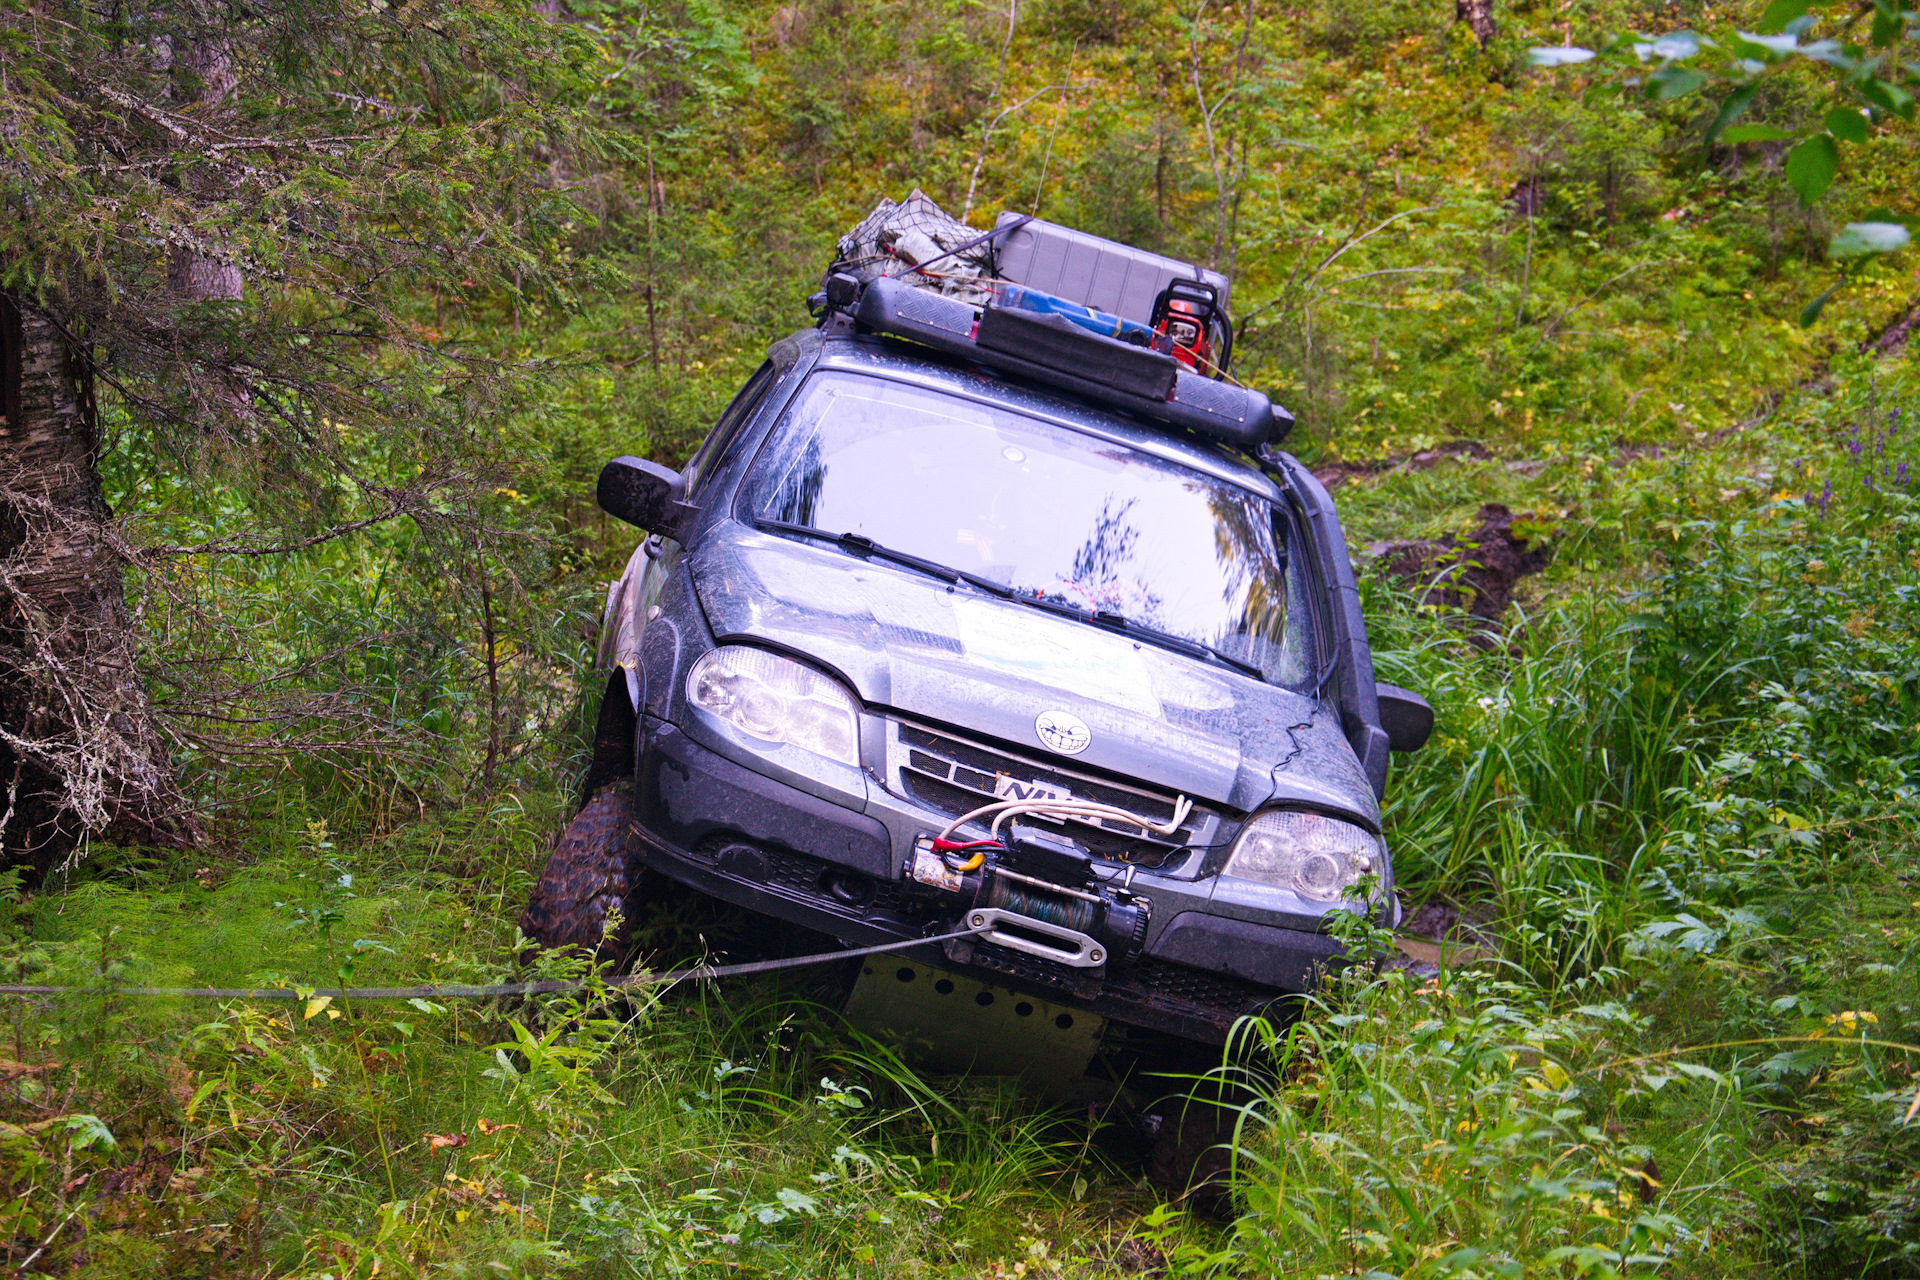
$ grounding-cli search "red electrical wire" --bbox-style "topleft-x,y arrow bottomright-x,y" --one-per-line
930,838 -> 1004,854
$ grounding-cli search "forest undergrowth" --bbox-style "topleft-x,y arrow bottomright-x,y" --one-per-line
4,357 -> 1914,1278
3,0 -> 1920,1275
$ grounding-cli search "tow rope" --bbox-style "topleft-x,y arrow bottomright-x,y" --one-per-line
0,926 -> 988,1002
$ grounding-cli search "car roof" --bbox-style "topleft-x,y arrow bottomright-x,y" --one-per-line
810,333 -> 1285,503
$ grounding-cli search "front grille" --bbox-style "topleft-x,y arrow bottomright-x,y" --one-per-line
764,847 -> 820,896
695,838 -> 905,914
892,721 -> 1214,866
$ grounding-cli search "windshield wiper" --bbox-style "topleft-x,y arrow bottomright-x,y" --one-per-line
1009,594 -> 1266,680
754,518 -> 1263,679
753,518 -> 1014,598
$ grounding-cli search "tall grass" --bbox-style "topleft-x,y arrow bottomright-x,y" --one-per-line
1365,582 -> 1724,984
1192,361 -> 1920,1278
1,806 -> 1173,1278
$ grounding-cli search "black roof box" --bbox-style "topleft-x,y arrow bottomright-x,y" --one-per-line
848,274 -> 1291,449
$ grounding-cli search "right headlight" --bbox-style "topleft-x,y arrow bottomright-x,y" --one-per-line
685,645 -> 860,766
1221,809 -> 1384,903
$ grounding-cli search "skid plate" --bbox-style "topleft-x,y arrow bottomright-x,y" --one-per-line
842,958 -> 1106,1098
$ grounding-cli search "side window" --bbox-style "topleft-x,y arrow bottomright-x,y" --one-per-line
681,362 -> 775,497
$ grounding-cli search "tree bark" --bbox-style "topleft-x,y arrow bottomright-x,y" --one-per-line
1456,0 -> 1495,47
168,35 -> 244,302
167,249 -> 243,301
0,296 -> 183,877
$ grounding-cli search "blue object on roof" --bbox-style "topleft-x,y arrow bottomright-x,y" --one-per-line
995,284 -> 1157,348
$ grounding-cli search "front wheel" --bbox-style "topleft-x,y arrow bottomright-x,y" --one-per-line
518,784 -> 640,964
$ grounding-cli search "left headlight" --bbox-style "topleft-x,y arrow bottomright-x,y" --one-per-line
1221,809 -> 1385,903
686,646 -> 860,766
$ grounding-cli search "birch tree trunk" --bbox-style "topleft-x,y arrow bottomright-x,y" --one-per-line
0,296 -> 182,877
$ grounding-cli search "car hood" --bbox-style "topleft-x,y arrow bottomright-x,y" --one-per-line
689,523 -> 1378,817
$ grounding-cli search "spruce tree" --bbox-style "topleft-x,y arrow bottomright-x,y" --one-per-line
0,0 -> 602,873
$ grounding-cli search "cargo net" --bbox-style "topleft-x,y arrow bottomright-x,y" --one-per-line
827,189 -> 997,304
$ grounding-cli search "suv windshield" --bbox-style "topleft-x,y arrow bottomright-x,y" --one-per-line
740,371 -> 1316,688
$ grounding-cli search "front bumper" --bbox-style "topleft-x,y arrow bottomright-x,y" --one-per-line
635,720 -> 1348,1044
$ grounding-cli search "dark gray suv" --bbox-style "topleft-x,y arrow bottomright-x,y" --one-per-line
522,236 -> 1430,1058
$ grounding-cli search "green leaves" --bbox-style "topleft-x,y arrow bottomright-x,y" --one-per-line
1869,0 -> 1908,48
1827,221 -> 1912,259
1784,133 -> 1839,205
1533,3 -> 1917,221
1705,82 -> 1761,141
1645,66 -> 1707,101
1824,106 -> 1870,143
1804,221 -> 1911,326
1528,47 -> 1595,67
1799,283 -> 1841,327
59,1114 -> 117,1152
1758,0 -> 1814,33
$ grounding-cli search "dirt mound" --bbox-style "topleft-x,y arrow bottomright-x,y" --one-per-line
1366,502 -> 1553,625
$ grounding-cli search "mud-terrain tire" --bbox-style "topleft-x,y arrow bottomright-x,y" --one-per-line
518,785 -> 640,965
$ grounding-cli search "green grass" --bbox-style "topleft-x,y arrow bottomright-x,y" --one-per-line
4,809 -> 1188,1278
7,356 -> 1917,1276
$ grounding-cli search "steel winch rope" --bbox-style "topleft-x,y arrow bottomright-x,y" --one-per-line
0,926 -> 990,1003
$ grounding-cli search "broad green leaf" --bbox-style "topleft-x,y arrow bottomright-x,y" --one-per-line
1650,32 -> 1703,59
1784,134 -> 1839,205
1706,83 -> 1760,141
1528,46 -> 1595,66
1798,38 -> 1853,69
1760,1047 -> 1830,1076
1736,29 -> 1800,55
1828,222 -> 1911,258
1799,282 -> 1840,326
1860,76 -> 1916,121
1672,1061 -> 1725,1083
184,1078 -> 225,1122
1825,106 -> 1870,143
1646,67 -> 1707,101
775,1187 -> 819,1215
1870,0 -> 1904,47
60,1114 -> 117,1152
1721,123 -> 1800,142
1862,207 -> 1920,232
1757,0 -> 1813,33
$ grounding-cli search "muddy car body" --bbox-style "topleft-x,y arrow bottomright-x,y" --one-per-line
532,242 -> 1430,1052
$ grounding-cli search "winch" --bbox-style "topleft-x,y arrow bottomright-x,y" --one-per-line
904,799 -> 1185,969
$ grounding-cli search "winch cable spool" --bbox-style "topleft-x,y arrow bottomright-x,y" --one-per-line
986,877 -> 1099,934
932,794 -> 1194,871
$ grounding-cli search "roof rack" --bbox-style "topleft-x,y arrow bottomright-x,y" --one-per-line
819,272 -> 1293,451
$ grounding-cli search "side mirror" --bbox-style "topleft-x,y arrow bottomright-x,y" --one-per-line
597,456 -> 694,539
1376,683 -> 1434,754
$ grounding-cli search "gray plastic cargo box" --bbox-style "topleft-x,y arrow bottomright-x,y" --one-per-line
993,213 -> 1229,326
